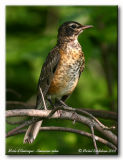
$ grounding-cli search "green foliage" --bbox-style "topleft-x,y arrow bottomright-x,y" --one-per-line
6,6 -> 118,155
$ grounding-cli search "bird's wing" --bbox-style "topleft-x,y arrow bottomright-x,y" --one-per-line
36,46 -> 60,108
79,64 -> 85,78
79,52 -> 85,78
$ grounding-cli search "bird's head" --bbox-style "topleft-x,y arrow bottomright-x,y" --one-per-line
57,21 -> 93,43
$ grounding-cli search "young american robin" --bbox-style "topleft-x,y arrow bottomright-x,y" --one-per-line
24,21 -> 93,143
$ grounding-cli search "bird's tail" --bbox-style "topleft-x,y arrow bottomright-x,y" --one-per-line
23,87 -> 49,144
23,120 -> 42,144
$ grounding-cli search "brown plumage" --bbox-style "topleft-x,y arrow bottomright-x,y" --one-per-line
24,21 -> 93,143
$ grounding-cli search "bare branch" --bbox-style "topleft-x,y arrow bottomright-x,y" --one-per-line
90,124 -> 99,155
82,108 -> 117,120
39,86 -> 47,110
6,118 -> 27,125
6,101 -> 34,110
6,109 -> 56,118
56,100 -> 116,130
6,101 -> 117,120
6,126 -> 117,151
6,89 -> 21,98
6,109 -> 117,146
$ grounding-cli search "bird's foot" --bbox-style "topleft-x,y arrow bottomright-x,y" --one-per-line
56,110 -> 63,117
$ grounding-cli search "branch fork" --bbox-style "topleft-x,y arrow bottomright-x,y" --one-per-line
6,100 -> 118,154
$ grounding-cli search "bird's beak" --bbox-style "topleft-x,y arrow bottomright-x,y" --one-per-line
81,25 -> 93,30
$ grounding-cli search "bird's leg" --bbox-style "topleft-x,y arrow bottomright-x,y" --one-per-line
47,98 -> 55,108
55,96 -> 72,116
47,98 -> 62,117
56,98 -> 77,124
56,98 -> 70,109
53,98 -> 64,117
47,97 -> 69,117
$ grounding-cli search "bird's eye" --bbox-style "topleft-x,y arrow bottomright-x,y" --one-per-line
70,24 -> 76,29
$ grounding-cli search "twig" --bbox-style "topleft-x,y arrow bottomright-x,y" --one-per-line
90,124 -> 99,155
6,89 -> 21,98
39,86 -> 47,110
58,99 -> 116,130
6,126 -> 117,151
6,118 -> 27,125
6,122 -> 29,137
7,101 -> 34,110
6,117 -> 40,137
81,108 -> 117,120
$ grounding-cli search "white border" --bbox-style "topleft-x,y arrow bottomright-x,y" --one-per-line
0,0 -> 122,160
0,1 -> 6,160
0,0 -> 120,5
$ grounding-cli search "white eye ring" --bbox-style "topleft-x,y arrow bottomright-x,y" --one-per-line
70,24 -> 76,29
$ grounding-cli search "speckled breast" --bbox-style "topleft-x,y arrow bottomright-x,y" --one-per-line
48,42 -> 85,98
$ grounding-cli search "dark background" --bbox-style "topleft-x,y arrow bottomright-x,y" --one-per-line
6,6 -> 118,155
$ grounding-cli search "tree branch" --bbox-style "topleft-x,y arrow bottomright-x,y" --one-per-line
6,101 -> 117,120
80,108 -> 117,120
6,108 -> 117,146
57,99 -> 116,130
6,126 -> 117,150
90,124 -> 99,155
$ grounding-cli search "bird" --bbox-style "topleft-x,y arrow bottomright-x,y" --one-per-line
23,21 -> 93,143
